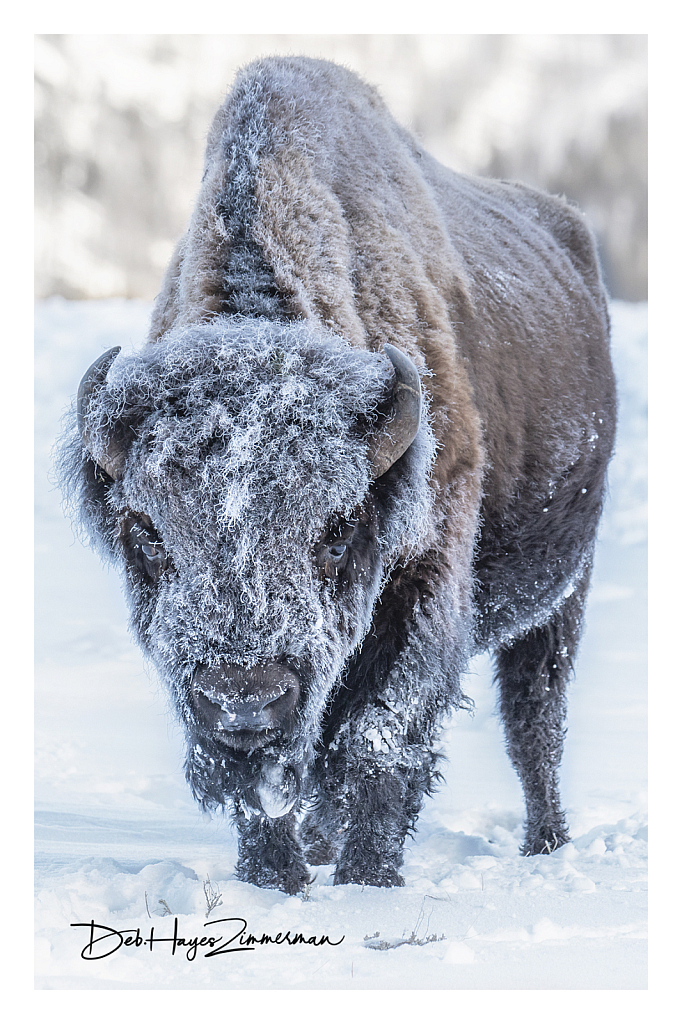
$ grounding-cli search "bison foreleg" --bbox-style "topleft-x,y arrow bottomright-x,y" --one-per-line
311,737 -> 436,888
495,566 -> 591,856
233,809 -> 311,895
329,748 -> 438,887
319,578 -> 469,886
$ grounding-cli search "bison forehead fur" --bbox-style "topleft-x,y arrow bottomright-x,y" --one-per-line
58,55 -> 616,895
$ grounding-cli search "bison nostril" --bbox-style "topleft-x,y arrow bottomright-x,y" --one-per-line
262,688 -> 291,712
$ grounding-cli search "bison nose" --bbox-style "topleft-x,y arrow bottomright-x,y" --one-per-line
191,662 -> 301,737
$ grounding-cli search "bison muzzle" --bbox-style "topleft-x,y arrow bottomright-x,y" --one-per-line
191,662 -> 302,740
58,56 -> 617,895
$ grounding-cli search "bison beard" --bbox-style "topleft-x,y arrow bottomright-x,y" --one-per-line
58,56 -> 616,894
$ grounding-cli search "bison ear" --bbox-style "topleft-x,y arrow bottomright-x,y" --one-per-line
77,346 -> 126,481
367,343 -> 422,480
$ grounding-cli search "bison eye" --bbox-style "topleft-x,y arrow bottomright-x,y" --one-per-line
315,521 -> 355,580
124,516 -> 169,583
139,542 -> 168,581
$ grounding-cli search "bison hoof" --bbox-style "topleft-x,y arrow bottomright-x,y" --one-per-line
333,862 -> 404,888
235,859 -> 311,895
522,826 -> 570,856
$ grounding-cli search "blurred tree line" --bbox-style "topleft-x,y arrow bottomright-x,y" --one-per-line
35,34 -> 647,302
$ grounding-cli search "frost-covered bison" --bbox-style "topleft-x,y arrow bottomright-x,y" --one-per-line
59,56 -> 616,894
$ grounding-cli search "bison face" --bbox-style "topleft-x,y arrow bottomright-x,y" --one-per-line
59,317 -> 436,819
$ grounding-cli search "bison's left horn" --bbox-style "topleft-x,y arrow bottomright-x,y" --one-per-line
367,343 -> 422,479
77,346 -> 126,481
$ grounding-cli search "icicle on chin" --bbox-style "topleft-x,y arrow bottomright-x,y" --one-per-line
257,761 -> 298,818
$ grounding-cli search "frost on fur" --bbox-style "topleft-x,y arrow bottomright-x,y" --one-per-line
57,55 -> 616,895
58,317 -> 441,854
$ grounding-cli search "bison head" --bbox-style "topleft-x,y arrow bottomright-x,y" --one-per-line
59,317 -> 436,818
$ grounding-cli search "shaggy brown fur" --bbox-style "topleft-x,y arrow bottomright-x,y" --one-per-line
150,56 -> 611,588
65,56 -> 616,892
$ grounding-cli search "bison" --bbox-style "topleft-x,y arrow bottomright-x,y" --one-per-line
58,56 -> 616,894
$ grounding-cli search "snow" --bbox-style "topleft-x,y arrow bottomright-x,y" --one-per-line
35,298 -> 647,992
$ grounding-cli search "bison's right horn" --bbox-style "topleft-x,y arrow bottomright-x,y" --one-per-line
367,343 -> 422,479
77,346 -> 126,481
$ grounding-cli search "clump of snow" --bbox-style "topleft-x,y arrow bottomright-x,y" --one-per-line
35,298 -> 646,989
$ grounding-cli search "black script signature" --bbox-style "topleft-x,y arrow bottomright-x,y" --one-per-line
71,917 -> 345,961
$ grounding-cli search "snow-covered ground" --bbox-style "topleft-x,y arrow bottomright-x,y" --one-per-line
35,298 -> 647,990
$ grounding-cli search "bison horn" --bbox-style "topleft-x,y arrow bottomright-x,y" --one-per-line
367,343 -> 422,479
77,346 -> 126,481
